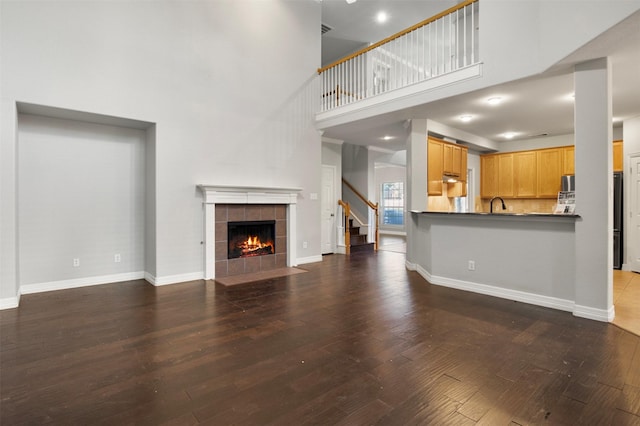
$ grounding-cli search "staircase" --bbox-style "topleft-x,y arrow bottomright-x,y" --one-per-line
348,219 -> 375,253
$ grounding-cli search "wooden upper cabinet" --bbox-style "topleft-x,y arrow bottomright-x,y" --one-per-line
562,146 -> 575,175
497,154 -> 514,197
428,137 -> 469,196
427,138 -> 443,195
481,155 -> 499,198
460,147 -> 467,181
443,143 -> 464,177
613,140 -> 623,172
514,151 -> 537,198
537,148 -> 562,197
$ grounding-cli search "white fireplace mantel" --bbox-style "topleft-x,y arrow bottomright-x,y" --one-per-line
197,185 -> 302,280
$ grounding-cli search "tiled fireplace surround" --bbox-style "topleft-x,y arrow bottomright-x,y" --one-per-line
198,185 -> 300,280
215,204 -> 286,277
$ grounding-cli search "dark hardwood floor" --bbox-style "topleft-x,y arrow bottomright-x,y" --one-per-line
2,251 -> 639,425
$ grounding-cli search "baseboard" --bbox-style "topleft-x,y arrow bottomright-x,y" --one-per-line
405,260 -> 417,271
150,272 -> 204,286
414,265 -> 576,314
296,255 -> 323,265
574,304 -> 615,322
20,271 -> 146,295
0,292 -> 21,310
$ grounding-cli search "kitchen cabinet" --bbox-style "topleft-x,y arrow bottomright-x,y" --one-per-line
537,148 -> 562,197
514,151 -> 537,197
497,154 -> 514,197
428,137 -> 468,196
561,142 -> 622,175
562,146 -> 575,175
444,144 -> 463,176
427,138 -> 444,195
481,146 -> 573,199
480,155 -> 498,198
614,140 -> 623,172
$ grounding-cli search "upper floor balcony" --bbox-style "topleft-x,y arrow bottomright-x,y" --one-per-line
318,0 -> 480,114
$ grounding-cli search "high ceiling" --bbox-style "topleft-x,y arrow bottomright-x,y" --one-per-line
320,1 -> 640,152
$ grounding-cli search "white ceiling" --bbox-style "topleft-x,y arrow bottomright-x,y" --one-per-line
320,1 -> 640,152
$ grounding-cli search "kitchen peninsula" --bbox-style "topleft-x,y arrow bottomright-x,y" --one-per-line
407,210 -> 583,318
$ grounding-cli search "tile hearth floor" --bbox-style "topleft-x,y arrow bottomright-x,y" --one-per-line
214,267 -> 307,286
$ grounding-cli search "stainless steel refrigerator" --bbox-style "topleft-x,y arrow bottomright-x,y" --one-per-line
614,172 -> 623,269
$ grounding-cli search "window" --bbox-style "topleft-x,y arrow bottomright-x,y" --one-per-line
381,182 -> 404,225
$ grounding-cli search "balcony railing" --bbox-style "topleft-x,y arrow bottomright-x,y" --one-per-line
318,0 -> 479,112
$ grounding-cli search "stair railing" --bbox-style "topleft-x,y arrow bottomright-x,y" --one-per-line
337,200 -> 351,255
318,0 -> 479,112
341,178 -> 379,251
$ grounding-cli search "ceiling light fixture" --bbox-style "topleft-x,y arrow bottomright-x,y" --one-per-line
376,11 -> 388,23
382,135 -> 394,141
487,96 -> 502,105
502,132 -> 517,139
459,115 -> 473,122
346,0 -> 357,3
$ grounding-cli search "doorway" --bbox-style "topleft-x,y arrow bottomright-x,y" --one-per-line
629,154 -> 640,272
321,165 -> 337,254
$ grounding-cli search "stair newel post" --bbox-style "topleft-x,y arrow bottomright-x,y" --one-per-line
374,203 -> 379,251
338,200 -> 351,255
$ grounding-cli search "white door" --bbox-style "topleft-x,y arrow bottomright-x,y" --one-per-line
321,165 -> 337,254
630,155 -> 640,272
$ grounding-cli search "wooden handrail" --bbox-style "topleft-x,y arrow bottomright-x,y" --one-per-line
342,178 -> 376,210
318,0 -> 477,74
338,200 -> 351,255
342,178 -> 379,251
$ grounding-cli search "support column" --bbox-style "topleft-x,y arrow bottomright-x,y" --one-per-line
406,119 -> 428,268
0,100 -> 20,309
574,57 -> 614,321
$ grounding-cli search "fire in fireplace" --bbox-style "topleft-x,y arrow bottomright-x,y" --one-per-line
228,220 -> 275,259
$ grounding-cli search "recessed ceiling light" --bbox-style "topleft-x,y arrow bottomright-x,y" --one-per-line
345,0 -> 357,3
382,135 -> 394,141
459,115 -> 473,122
487,97 -> 502,105
502,132 -> 517,139
376,11 -> 388,24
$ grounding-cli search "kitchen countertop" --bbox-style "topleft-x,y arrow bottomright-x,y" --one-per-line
410,211 -> 580,219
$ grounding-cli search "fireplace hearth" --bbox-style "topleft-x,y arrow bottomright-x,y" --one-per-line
228,220 -> 275,259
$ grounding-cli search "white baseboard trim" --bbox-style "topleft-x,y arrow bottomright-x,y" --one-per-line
297,255 -> 323,265
414,265 -> 576,315
0,292 -> 21,310
574,304 -> 615,322
149,272 -> 204,286
20,271 -> 146,295
405,261 -> 417,271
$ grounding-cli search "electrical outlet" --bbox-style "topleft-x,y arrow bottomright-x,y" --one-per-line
303,241 -> 308,249
468,260 -> 475,271
73,258 -> 80,267
114,253 -> 121,263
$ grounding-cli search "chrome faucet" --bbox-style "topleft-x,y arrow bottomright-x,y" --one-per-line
490,196 -> 507,213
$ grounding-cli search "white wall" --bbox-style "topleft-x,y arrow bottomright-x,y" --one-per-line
1,0 -> 321,304
18,114 -> 146,286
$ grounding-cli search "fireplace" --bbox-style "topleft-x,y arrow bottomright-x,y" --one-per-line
228,220 -> 275,259
198,185 -> 300,280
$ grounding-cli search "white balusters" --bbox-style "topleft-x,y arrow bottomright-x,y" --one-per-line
318,0 -> 480,112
